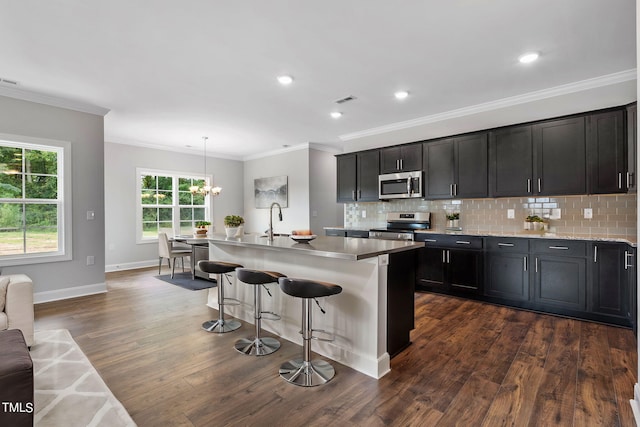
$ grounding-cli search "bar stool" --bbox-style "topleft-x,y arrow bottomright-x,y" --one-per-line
199,260 -> 243,333
234,268 -> 285,356
277,277 -> 343,387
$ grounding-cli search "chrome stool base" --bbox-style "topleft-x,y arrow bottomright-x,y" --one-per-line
279,358 -> 335,387
202,318 -> 241,333
234,336 -> 280,356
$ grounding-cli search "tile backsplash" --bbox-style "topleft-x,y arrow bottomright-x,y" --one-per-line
344,194 -> 637,240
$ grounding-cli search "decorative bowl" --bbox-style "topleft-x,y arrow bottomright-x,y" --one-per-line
290,234 -> 317,243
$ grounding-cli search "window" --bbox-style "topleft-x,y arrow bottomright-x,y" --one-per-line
0,135 -> 71,266
137,169 -> 210,242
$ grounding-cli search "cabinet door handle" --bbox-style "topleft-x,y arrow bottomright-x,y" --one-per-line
535,257 -> 538,273
527,178 -> 531,193
593,245 -> 598,263
446,250 -> 450,264
400,159 -> 403,170
423,239 -> 437,243
498,243 -> 515,247
523,256 -> 527,272
625,251 -> 634,270
538,178 -> 542,193
627,172 -> 631,189
352,190 -> 356,201
454,183 -> 458,196
357,190 -> 361,199
456,241 -> 471,245
618,172 -> 623,190
442,250 -> 446,263
450,184 -> 454,197
548,246 -> 569,250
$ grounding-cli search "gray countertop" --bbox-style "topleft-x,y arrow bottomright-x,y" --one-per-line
207,234 -> 423,261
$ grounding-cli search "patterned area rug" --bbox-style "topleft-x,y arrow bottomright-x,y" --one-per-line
31,329 -> 136,427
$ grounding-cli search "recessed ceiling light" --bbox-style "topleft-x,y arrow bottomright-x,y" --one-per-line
518,52 -> 539,64
277,75 -> 294,85
330,112 -> 343,119
394,91 -> 409,100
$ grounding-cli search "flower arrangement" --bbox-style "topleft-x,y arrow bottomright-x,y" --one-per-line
446,212 -> 460,221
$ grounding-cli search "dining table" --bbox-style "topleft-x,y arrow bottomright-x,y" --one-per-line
171,236 -> 211,280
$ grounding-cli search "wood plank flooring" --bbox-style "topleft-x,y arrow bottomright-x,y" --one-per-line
34,268 -> 637,426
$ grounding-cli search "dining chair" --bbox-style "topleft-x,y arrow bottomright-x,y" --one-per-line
158,232 -> 191,278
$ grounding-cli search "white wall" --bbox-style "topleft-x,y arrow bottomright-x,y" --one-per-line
0,95 -> 106,299
309,147 -> 343,232
242,145 -> 342,235
243,148 -> 310,234
104,142 -> 243,270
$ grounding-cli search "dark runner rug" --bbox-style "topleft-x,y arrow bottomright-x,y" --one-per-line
155,272 -> 217,291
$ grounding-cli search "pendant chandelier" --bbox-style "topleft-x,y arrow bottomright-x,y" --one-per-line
189,136 -> 222,196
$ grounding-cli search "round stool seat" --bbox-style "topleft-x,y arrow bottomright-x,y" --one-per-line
237,268 -> 286,285
278,277 -> 342,299
198,260 -> 243,275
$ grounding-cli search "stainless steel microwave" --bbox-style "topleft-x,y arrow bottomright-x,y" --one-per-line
378,171 -> 423,199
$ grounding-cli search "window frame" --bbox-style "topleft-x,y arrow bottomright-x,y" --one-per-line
0,133 -> 72,267
136,167 -> 212,244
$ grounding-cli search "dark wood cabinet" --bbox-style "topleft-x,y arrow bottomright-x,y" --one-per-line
626,247 -> 636,334
489,125 -> 533,197
423,133 -> 488,199
485,238 -> 530,301
589,243 -> 628,320
532,240 -> 586,311
325,229 -> 346,237
379,144 -> 422,174
387,251 -> 416,356
627,103 -> 637,193
336,150 -> 379,202
533,116 -> 586,195
415,234 -> 483,295
587,110 -> 626,194
346,230 -> 369,238
423,140 -> 454,199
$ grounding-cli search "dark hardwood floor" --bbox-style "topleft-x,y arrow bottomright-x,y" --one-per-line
35,267 -> 637,426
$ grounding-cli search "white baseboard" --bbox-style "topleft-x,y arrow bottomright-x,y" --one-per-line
105,259 -> 157,273
631,383 -> 640,425
35,282 -> 107,304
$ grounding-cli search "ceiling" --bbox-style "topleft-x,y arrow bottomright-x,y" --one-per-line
0,0 -> 636,160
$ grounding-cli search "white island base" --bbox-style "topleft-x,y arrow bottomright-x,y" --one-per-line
206,239 -> 393,379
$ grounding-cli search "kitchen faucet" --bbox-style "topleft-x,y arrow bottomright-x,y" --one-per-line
268,202 -> 283,242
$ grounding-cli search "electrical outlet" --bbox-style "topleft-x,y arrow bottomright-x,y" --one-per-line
362,210 -> 366,218
584,208 -> 593,219
86,210 -> 95,220
86,256 -> 95,265
507,209 -> 515,219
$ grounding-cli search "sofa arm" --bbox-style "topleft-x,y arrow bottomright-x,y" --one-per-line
4,275 -> 34,347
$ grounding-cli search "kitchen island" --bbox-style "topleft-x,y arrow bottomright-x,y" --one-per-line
205,234 -> 423,379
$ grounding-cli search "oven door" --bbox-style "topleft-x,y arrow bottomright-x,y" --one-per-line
378,171 -> 423,199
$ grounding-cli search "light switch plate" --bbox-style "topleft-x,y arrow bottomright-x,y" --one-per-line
86,210 -> 95,220
362,210 -> 366,218
584,208 -> 593,219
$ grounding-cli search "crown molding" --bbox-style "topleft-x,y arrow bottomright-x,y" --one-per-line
106,138 -> 244,161
0,84 -> 110,116
340,69 -> 637,141
242,142 -> 341,161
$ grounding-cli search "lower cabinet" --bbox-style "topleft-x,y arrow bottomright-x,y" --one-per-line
417,235 -> 635,329
415,234 -> 483,295
485,238 -> 529,301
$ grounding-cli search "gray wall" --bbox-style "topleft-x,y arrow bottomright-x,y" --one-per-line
0,95 -> 106,299
104,142 -> 244,270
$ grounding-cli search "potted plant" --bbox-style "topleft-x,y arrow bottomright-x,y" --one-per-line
224,215 -> 244,238
446,212 -> 460,228
194,221 -> 211,237
524,215 -> 545,231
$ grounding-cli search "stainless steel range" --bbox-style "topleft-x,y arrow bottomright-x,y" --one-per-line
369,212 -> 431,241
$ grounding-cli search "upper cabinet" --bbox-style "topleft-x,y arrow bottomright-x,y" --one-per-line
533,116 -> 586,196
379,143 -> 422,174
423,133 -> 488,199
336,150 -> 379,203
587,110 -> 626,194
627,103 -> 637,193
489,116 -> 587,197
489,125 -> 533,197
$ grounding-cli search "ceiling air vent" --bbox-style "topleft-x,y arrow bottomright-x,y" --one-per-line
335,95 -> 356,104
0,78 -> 18,86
